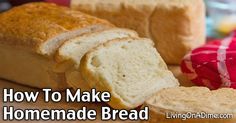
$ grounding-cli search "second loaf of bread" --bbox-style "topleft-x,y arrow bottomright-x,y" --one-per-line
71,0 -> 206,64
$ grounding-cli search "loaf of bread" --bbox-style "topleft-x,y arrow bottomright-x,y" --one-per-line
0,2 -> 112,89
80,38 -> 179,109
143,87 -> 236,123
0,3 -> 178,108
71,0 -> 206,64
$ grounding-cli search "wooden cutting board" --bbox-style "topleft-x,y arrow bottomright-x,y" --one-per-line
0,79 -> 135,123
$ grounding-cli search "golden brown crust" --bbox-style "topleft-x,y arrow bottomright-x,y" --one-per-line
0,2 -> 113,55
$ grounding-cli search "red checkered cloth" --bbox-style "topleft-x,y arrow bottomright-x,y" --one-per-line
45,0 -> 70,6
181,31 -> 236,90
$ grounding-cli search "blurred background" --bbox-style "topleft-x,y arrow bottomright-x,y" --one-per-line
0,0 -> 236,39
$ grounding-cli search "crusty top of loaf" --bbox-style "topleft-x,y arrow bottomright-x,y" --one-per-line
72,0 -> 198,12
145,87 -> 236,114
0,2 -> 112,55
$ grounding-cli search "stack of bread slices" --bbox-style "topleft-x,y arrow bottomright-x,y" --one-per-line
0,2 -> 235,123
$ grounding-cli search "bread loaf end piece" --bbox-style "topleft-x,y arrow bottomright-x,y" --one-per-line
143,87 -> 236,123
80,37 -> 179,109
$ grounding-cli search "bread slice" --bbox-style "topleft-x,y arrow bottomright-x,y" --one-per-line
71,0 -> 206,64
143,87 -> 236,123
0,2 -> 112,89
56,28 -> 138,89
56,28 -> 138,67
80,37 -> 179,109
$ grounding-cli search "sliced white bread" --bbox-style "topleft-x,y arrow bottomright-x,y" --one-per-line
80,37 -> 179,109
56,28 -> 138,89
143,87 -> 236,123
56,28 -> 138,67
